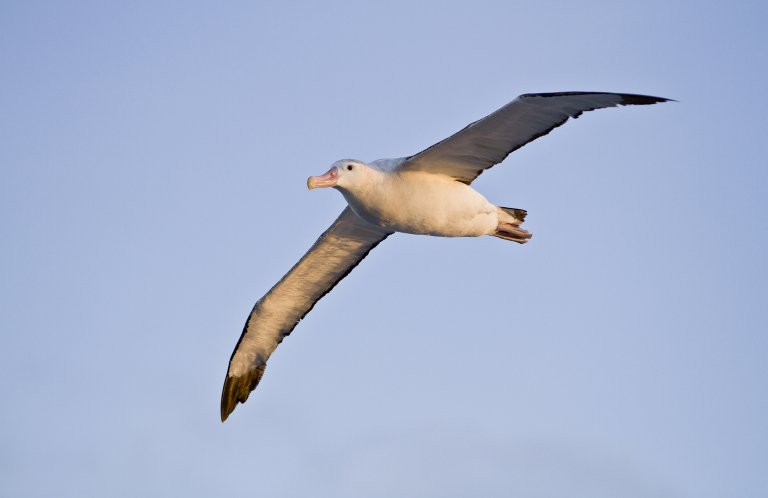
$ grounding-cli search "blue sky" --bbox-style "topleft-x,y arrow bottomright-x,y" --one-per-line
2,1 -> 767,497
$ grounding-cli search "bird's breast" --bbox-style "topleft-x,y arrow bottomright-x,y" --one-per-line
341,172 -> 497,237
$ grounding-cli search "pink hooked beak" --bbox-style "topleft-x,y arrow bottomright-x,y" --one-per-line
307,167 -> 339,190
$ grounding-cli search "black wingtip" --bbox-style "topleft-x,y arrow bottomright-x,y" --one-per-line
220,364 -> 267,422
521,91 -> 675,105
616,93 -> 675,105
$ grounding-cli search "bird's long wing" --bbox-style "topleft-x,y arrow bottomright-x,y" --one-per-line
221,207 -> 391,421
398,92 -> 671,184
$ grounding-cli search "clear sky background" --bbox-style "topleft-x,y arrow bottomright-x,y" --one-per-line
2,1 -> 766,497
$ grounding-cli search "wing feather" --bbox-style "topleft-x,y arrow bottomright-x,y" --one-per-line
221,207 -> 391,421
399,92 -> 671,184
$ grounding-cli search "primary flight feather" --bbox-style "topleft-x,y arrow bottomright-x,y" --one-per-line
221,91 -> 671,421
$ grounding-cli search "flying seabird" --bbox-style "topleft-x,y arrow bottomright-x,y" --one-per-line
220,91 -> 671,421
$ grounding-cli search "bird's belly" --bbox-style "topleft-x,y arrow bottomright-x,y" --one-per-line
344,178 -> 498,237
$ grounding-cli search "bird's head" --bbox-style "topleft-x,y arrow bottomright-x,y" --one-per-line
307,159 -> 375,192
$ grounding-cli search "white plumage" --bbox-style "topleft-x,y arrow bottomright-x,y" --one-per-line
336,161 -> 499,237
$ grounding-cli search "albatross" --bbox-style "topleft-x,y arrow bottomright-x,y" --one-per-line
221,91 -> 670,421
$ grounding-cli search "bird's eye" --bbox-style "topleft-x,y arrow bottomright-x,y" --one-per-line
346,165 -> 353,171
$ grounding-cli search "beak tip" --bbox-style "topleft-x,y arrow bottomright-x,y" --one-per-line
307,168 -> 337,190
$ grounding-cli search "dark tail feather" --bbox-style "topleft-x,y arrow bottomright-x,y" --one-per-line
499,206 -> 527,223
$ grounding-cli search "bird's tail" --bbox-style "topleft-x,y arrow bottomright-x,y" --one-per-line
493,206 -> 532,243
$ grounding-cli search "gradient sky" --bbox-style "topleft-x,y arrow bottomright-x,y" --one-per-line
2,1 -> 767,497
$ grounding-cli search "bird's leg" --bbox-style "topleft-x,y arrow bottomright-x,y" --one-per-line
493,222 -> 532,244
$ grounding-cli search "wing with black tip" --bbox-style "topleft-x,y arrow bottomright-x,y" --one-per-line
399,92 -> 671,184
221,207 -> 391,421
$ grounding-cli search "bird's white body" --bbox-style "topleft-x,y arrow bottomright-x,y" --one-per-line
337,160 -> 498,237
